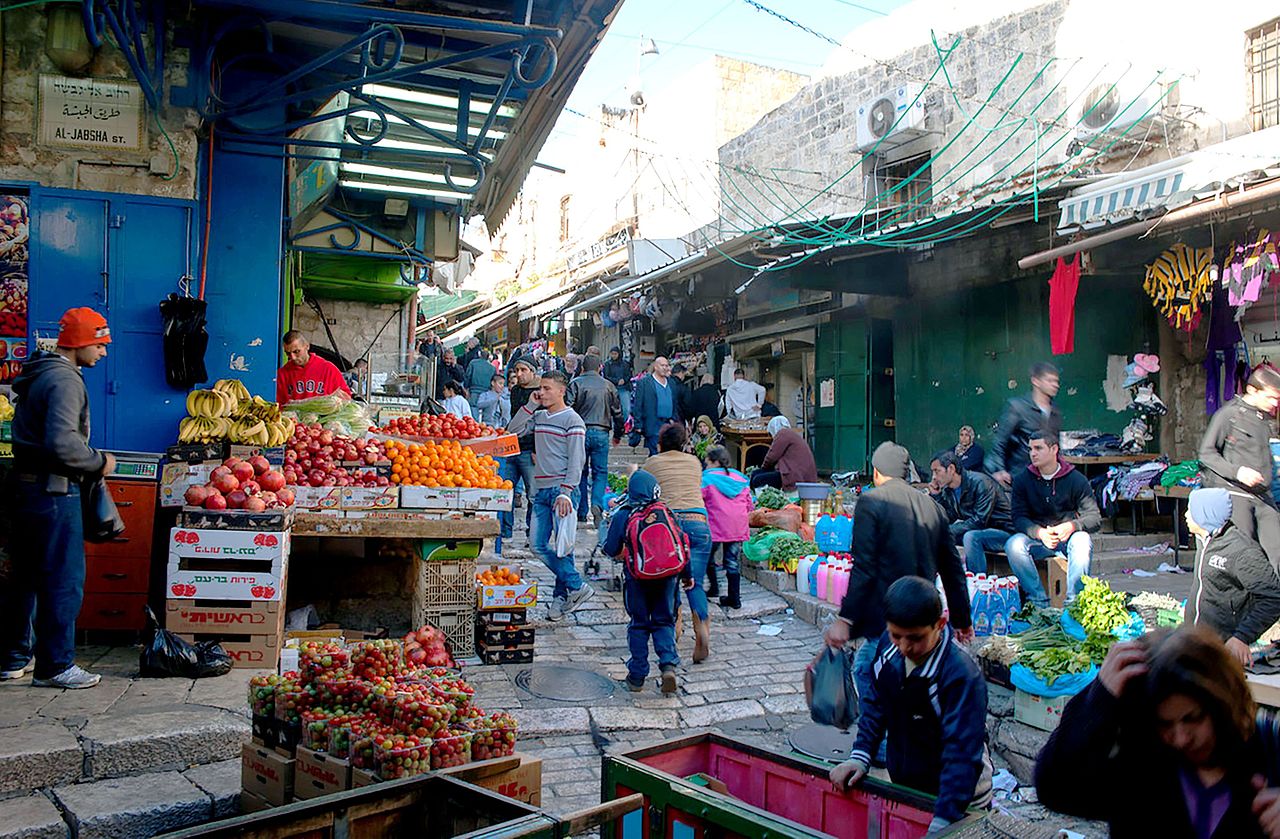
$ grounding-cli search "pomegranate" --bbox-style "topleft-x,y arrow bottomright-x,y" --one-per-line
227,489 -> 248,509
184,485 -> 209,506
258,491 -> 278,506
259,470 -> 285,492
276,488 -> 296,506
210,465 -> 232,482
231,461 -> 255,483
244,496 -> 267,513
241,480 -> 261,497
249,455 -> 271,476
205,493 -> 228,511
212,473 -> 239,494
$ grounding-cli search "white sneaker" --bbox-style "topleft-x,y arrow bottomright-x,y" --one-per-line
33,664 -> 101,690
546,596 -> 568,622
564,583 -> 595,616
0,661 -> 34,680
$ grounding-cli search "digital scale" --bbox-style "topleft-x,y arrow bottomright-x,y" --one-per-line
105,450 -> 163,481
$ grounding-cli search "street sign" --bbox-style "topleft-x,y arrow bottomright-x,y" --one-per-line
38,75 -> 144,152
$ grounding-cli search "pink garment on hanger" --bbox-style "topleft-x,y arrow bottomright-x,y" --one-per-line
1049,255 -> 1080,355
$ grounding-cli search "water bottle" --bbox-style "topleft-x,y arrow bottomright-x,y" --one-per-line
816,560 -> 832,602
796,555 -> 816,594
972,582 -> 992,637
990,584 -> 1009,636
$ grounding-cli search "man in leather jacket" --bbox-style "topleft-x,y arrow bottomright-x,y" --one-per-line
929,450 -> 1012,574
985,362 -> 1062,487
566,354 -> 623,525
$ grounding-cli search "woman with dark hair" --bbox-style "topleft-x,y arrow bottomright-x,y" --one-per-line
1036,625 -> 1280,838
642,422 -> 714,662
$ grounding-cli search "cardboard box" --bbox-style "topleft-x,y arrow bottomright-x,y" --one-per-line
292,485 -> 344,510
229,444 -> 286,465
239,790 -> 273,814
1036,555 -> 1069,609
351,767 -> 380,788
479,610 -> 529,627
178,630 -> 282,669
1013,689 -> 1069,731
417,509 -> 499,521
340,486 -> 400,510
477,563 -> 536,609
242,743 -> 294,806
476,643 -> 534,665
178,507 -> 295,532
165,599 -> 283,634
398,485 -> 457,509
477,625 -> 535,647
293,746 -> 352,799
455,488 -> 514,512
159,461 -> 216,507
166,560 -> 285,601
168,527 -> 290,562
342,509 -> 421,521
461,433 -> 519,458
440,754 -> 541,806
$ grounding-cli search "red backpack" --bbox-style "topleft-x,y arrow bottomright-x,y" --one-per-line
623,502 -> 690,580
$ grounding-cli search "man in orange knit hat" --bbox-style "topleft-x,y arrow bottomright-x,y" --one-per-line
0,307 -> 114,689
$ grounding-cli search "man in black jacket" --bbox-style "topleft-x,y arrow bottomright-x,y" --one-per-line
1,308 -> 114,689
825,443 -> 973,719
498,357 -> 539,543
688,374 -> 722,427
566,354 -> 623,526
1184,487 -> 1280,668
929,450 -> 1012,574
670,363 -> 694,423
603,347 -> 633,419
1006,431 -> 1101,606
1198,365 -> 1280,569
830,577 -> 992,834
435,348 -> 467,401
985,361 -> 1062,488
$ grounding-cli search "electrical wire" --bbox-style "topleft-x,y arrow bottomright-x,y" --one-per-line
153,109 -> 180,181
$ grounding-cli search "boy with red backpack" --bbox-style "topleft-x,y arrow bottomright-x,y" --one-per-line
602,469 -> 693,694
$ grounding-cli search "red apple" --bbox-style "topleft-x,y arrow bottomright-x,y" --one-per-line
249,455 -> 271,476
184,485 -> 209,506
227,489 -> 248,509
212,473 -> 239,494
205,493 -> 228,510
231,461 -> 255,483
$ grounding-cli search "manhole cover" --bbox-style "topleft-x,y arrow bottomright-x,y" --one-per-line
788,723 -> 855,763
515,665 -> 616,702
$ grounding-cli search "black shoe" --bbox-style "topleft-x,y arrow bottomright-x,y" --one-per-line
625,677 -> 645,692
718,595 -> 741,609
720,573 -> 741,610
660,666 -> 678,695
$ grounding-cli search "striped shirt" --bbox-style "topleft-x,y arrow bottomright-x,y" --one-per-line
507,404 -> 586,493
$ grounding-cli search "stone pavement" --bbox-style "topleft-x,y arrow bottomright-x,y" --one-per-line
0,519 -> 1103,837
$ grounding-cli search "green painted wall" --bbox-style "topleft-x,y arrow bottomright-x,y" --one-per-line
892,274 -> 1157,463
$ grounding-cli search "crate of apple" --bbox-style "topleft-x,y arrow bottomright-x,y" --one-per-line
403,624 -> 454,669
285,424 -> 390,488
377,413 -> 500,441
184,455 -> 295,511
430,729 -> 473,770
468,712 -> 518,761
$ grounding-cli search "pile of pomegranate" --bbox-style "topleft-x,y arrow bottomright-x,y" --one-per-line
184,456 -> 294,512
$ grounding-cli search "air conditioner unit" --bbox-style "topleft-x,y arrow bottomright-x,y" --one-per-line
855,84 -> 927,153
1074,79 -> 1171,148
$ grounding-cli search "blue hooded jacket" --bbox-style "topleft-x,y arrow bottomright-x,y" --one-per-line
602,470 -> 691,581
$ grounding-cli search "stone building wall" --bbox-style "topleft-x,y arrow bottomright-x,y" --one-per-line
290,298 -> 412,379
0,9 -> 198,198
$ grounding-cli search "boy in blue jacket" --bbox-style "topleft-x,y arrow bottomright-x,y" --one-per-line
830,576 -> 992,834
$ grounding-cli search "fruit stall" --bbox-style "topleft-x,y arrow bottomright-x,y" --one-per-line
158,379 -> 531,669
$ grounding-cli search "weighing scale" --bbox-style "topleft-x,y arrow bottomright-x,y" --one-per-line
105,450 -> 163,481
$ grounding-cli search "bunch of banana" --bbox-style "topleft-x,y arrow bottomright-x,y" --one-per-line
229,417 -> 269,445
263,416 -> 296,447
178,415 -> 230,443
0,394 -> 13,422
186,388 -> 236,419
234,394 -> 282,424
213,378 -> 251,412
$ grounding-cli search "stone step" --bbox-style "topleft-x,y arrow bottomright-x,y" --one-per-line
48,761 -> 240,838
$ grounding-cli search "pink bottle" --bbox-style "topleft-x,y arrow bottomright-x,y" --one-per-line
816,560 -> 831,602
831,560 -> 851,605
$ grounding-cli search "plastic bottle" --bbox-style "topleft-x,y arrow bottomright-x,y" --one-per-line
1005,577 -> 1022,618
965,571 -> 976,603
816,559 -> 831,601
815,514 -> 839,553
935,575 -> 950,621
796,555 -> 816,594
971,582 -> 992,637
830,561 -> 850,605
834,514 -> 853,552
990,584 -> 1008,636
808,555 -> 825,597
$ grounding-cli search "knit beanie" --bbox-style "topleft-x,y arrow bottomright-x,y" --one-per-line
871,442 -> 912,480
1188,487 -> 1232,536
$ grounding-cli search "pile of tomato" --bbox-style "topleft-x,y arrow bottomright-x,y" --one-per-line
377,413 -> 500,440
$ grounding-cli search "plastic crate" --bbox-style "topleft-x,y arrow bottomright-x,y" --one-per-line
415,604 -> 477,658
415,554 -> 478,608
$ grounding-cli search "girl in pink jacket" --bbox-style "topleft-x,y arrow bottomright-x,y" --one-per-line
701,445 -> 754,609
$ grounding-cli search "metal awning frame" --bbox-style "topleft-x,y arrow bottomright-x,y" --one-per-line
441,300 -> 520,345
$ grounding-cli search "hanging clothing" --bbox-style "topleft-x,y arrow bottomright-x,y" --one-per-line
1048,255 -> 1081,355
1205,274 -> 1245,415
1143,242 -> 1213,332
1226,230 -> 1280,317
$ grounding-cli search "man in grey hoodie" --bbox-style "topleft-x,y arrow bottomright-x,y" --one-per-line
0,307 -> 114,689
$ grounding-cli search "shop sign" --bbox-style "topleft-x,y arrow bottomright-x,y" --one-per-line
820,378 -> 835,408
38,75 -> 143,152
567,228 -> 630,272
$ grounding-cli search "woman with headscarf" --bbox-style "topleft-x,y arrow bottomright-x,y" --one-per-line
955,425 -> 985,473
690,414 -> 723,455
749,416 -> 819,490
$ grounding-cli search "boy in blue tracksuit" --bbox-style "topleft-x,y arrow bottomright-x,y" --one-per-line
602,469 -> 692,695
830,576 -> 993,834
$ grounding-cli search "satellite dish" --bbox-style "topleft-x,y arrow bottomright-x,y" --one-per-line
867,97 -> 896,140
1081,84 -> 1120,130
630,90 -> 646,107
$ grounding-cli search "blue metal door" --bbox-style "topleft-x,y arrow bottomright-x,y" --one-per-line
30,193 -> 110,447
109,198 -> 193,451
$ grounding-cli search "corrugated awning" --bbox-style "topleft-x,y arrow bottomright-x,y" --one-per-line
441,301 -> 519,346
1057,126 -> 1280,233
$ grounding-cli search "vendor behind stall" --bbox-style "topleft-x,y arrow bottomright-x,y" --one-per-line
1184,488 -> 1280,668
749,416 -> 817,490
277,331 -> 351,405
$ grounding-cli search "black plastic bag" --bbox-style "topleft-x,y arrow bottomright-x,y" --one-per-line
81,477 -> 125,543
160,293 -> 209,389
140,607 -> 232,678
804,646 -> 858,730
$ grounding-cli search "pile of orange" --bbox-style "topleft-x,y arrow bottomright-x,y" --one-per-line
476,568 -> 521,586
383,439 -> 512,489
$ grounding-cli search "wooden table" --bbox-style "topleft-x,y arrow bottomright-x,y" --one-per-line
1063,453 -> 1165,466
721,428 -> 773,473
1149,485 -> 1193,565
293,513 -> 498,539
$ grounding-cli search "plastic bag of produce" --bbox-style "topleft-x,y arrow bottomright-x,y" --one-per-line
139,607 -> 232,678
804,647 -> 858,730
742,529 -> 792,564
748,504 -> 803,533
1061,608 -> 1145,641
1009,662 -> 1097,698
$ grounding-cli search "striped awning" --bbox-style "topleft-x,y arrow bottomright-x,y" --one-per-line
1057,125 -> 1280,232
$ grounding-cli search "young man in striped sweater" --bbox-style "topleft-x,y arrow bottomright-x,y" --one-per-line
508,370 -> 595,621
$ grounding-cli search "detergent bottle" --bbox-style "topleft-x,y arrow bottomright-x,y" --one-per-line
833,514 -> 853,552
815,514 -> 840,553
816,558 -> 832,601
935,575 -> 950,621
808,554 -> 825,597
971,581 -> 993,637
830,560 -> 850,605
796,554 -> 816,594
1005,577 -> 1022,619
965,571 -> 976,603
990,583 -> 1009,636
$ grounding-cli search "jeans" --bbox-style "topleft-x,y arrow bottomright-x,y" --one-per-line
619,390 -> 632,423
1006,531 -> 1092,606
961,528 -> 1013,574
578,428 -> 611,521
712,541 -> 741,575
852,635 -> 887,760
1,483 -> 85,679
529,486 -> 584,600
676,514 -> 712,620
498,451 -> 536,539
623,574 -> 679,681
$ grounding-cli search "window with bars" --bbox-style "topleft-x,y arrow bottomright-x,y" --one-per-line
559,195 -> 570,243
1248,17 -> 1280,131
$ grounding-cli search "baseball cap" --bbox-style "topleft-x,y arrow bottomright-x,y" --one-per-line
58,307 -> 111,348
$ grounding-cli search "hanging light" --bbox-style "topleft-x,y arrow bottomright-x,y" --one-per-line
45,3 -> 95,75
